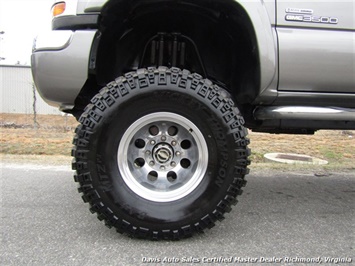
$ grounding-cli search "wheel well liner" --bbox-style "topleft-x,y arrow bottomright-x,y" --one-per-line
77,0 -> 260,112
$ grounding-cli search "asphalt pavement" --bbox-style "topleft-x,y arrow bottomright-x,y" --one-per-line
1,161 -> 354,265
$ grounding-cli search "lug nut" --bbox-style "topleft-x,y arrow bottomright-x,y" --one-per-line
145,150 -> 151,155
171,161 -> 176,167
161,136 -> 166,141
149,161 -> 155,166
160,166 -> 165,170
171,141 -> 177,146
150,140 -> 156,145
176,151 -> 181,156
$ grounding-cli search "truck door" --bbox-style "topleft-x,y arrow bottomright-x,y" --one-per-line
276,0 -> 355,93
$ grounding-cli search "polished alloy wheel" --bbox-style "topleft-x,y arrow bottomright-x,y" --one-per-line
117,112 -> 208,202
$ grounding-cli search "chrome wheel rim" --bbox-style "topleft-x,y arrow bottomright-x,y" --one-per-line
117,112 -> 208,202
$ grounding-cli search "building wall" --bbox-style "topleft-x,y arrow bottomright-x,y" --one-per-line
0,65 -> 62,115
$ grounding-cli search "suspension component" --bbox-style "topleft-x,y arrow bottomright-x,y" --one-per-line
140,32 -> 207,77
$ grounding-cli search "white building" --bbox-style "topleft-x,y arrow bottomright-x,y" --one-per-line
0,65 -> 61,115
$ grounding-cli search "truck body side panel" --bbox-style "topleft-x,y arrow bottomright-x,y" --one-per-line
277,0 -> 355,94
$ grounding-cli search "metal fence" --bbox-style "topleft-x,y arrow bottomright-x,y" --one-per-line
0,65 -> 62,115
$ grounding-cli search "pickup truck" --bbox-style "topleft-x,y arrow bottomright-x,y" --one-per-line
31,0 -> 355,240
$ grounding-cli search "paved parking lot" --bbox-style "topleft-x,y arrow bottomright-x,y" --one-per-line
1,162 -> 354,265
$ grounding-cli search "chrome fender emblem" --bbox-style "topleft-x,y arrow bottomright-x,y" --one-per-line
286,8 -> 313,15
285,8 -> 338,24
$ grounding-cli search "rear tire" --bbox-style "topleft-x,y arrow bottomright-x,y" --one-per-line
72,67 -> 250,240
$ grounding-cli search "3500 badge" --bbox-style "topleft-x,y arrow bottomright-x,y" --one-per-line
285,8 -> 338,24
286,14 -> 338,24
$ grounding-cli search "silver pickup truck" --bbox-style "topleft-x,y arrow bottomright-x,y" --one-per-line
31,0 -> 355,240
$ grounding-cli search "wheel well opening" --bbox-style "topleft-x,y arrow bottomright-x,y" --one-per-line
75,0 -> 259,114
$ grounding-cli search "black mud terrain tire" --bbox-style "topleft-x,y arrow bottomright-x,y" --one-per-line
72,67 -> 250,240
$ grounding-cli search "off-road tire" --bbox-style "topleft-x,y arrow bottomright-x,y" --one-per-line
72,67 -> 250,240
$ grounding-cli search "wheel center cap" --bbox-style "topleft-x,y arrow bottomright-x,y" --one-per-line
153,144 -> 173,164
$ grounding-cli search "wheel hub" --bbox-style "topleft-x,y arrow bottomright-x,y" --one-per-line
153,143 -> 173,164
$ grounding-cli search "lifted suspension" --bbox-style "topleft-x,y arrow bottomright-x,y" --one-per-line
139,32 -> 207,77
